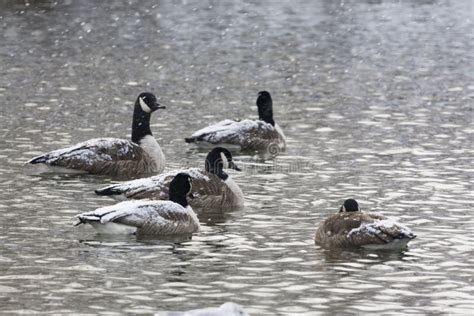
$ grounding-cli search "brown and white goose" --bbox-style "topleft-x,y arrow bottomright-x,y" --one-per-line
27,92 -> 166,177
160,302 -> 248,316
95,147 -> 244,209
74,173 -> 199,236
314,199 -> 416,250
184,91 -> 286,152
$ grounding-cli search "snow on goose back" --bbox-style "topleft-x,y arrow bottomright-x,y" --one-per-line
75,173 -> 199,236
27,92 -> 166,177
185,91 -> 286,151
314,199 -> 416,250
95,147 -> 245,209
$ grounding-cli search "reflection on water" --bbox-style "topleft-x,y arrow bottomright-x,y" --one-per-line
1,0 -> 473,314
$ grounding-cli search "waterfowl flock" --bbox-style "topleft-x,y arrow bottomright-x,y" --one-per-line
27,91 -> 416,250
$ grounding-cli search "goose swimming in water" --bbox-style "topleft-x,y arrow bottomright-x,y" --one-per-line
95,147 -> 244,209
314,199 -> 416,250
159,302 -> 248,316
74,173 -> 199,236
27,92 -> 166,177
185,91 -> 286,152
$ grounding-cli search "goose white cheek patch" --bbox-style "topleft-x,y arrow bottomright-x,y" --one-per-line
220,152 -> 229,168
139,97 -> 152,113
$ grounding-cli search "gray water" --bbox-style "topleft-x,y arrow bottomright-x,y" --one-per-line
1,0 -> 473,314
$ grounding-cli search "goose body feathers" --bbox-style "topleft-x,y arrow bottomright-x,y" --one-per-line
185,119 -> 285,151
75,200 -> 199,236
315,199 -> 416,249
28,137 -> 164,177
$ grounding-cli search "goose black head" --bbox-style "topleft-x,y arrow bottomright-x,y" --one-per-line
257,90 -> 274,126
132,92 -> 166,144
136,92 -> 166,113
339,199 -> 360,213
205,147 -> 241,180
169,173 -> 193,207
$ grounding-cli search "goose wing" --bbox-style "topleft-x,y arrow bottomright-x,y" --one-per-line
346,213 -> 416,247
185,119 -> 280,149
187,173 -> 234,208
95,168 -> 208,199
28,138 -> 152,175
29,138 -> 139,164
75,200 -> 199,235
95,171 -> 173,199
136,173 -> 234,209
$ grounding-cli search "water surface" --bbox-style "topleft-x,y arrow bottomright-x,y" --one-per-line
0,0 -> 473,314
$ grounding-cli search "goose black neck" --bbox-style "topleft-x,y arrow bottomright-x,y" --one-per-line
214,169 -> 229,181
205,161 -> 229,181
169,193 -> 188,208
131,103 -> 152,144
258,104 -> 275,126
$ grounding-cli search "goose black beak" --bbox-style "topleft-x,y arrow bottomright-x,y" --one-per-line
154,103 -> 166,110
229,161 -> 242,171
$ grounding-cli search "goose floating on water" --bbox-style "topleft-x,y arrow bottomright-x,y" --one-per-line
314,199 -> 416,250
185,91 -> 286,152
74,173 -> 199,236
158,302 -> 248,316
27,92 -> 166,177
95,147 -> 245,209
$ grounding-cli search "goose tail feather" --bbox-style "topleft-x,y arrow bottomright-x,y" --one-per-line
27,155 -> 48,164
73,214 -> 101,226
184,137 -> 197,143
95,186 -> 121,196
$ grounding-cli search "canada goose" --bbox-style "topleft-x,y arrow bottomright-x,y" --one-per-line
27,92 -> 166,177
158,302 -> 248,316
314,199 -> 416,250
74,173 -> 199,236
185,91 -> 286,152
95,147 -> 245,209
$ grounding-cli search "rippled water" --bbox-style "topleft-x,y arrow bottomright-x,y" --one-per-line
1,0 -> 473,314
